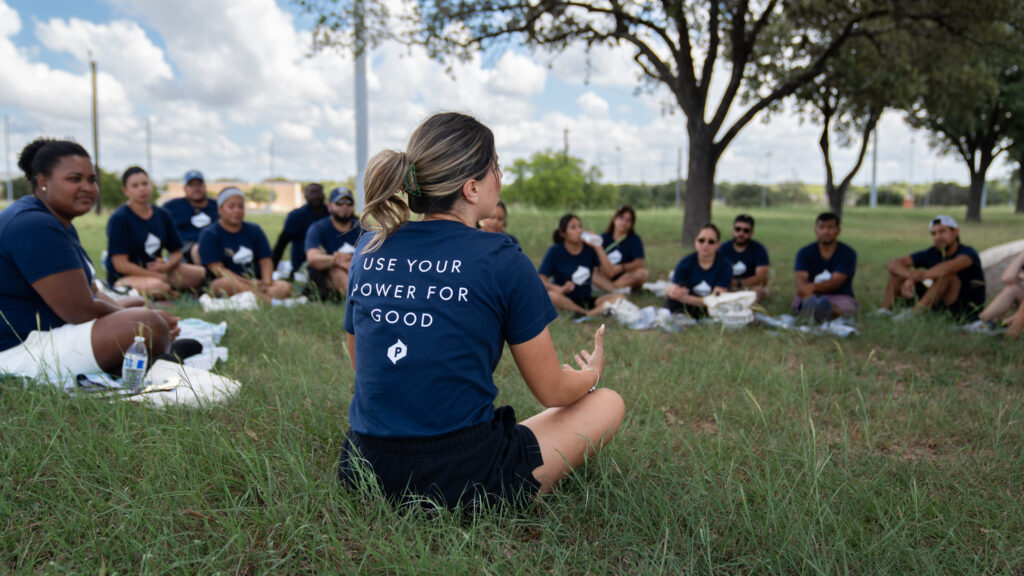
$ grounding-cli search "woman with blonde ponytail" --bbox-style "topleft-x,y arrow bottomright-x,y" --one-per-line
339,112 -> 624,509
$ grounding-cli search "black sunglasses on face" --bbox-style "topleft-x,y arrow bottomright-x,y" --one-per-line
335,199 -> 354,206
697,238 -> 717,244
734,226 -> 751,233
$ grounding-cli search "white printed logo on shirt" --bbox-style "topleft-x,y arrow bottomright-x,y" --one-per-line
337,242 -> 356,255
191,212 -> 212,229
387,339 -> 408,365
732,260 -> 747,277
144,232 -> 162,257
813,269 -> 832,283
571,265 -> 591,286
232,245 -> 254,265
693,280 -> 712,296
607,249 -> 623,265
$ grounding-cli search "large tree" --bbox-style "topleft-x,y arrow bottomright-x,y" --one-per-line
791,33 -> 914,216
300,0 -> 922,243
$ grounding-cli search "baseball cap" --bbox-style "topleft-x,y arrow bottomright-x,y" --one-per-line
330,187 -> 354,204
184,170 -> 204,183
929,214 -> 958,230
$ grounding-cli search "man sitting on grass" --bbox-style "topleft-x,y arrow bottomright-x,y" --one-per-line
880,215 -> 986,320
719,213 -> 771,301
793,212 -> 858,322
304,187 -> 362,300
198,187 -> 291,302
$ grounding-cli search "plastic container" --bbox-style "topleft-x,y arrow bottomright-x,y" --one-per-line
122,336 -> 148,389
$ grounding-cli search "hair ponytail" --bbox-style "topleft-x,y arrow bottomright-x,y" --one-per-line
362,150 -> 412,252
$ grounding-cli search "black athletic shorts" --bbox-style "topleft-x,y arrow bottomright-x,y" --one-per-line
338,405 -> 543,509
664,298 -> 708,318
570,295 -> 597,310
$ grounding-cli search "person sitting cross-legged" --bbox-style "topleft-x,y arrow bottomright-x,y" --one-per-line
592,205 -> 649,293
539,213 -> 625,317
881,215 -> 986,320
719,213 -> 771,301
664,223 -> 733,318
792,212 -> 858,322
304,187 -> 362,300
197,187 -> 291,301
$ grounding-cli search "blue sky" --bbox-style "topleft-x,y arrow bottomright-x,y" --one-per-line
0,0 -> 1006,189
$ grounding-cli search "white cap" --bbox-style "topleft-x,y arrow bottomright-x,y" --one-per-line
929,214 -> 958,230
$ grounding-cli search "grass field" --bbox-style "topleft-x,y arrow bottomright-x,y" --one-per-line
2,205 -> 1022,574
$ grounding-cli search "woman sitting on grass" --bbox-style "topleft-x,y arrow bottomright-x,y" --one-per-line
0,139 -> 178,383
664,223 -> 733,317
105,166 -> 205,299
593,205 -> 649,293
338,112 -> 624,509
976,250 -> 1024,339
197,187 -> 291,301
539,213 -> 625,316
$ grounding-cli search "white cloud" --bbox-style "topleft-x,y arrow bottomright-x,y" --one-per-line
577,91 -> 609,118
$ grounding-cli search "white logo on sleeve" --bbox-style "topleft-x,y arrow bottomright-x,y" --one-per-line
732,260 -> 747,276
387,339 -> 408,364
813,269 -> 833,283
144,232 -> 162,257
607,249 -> 623,265
337,242 -> 356,254
232,246 -> 254,265
191,212 -> 212,229
693,280 -> 712,296
571,265 -> 591,285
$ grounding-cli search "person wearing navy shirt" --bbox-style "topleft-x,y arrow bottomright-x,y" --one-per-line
0,139 -> 176,383
106,167 -> 205,299
338,112 -> 623,509
881,215 -> 986,320
539,213 -> 625,316
305,187 -> 362,300
793,212 -> 858,321
978,250 -> 1024,339
478,200 -> 519,246
162,169 -> 218,264
719,213 -> 771,300
198,187 -> 291,301
272,182 -> 329,278
665,223 -> 733,317
593,205 -> 649,293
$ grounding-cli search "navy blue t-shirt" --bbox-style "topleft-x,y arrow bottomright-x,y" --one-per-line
282,204 -> 330,269
911,243 -> 986,308
538,243 -> 601,302
304,218 -> 363,256
105,204 -> 183,282
343,221 -> 557,438
600,233 -> 645,267
719,239 -> 770,280
162,197 -> 219,244
670,253 -> 733,296
794,241 -> 857,297
198,222 -> 273,279
0,197 -> 96,351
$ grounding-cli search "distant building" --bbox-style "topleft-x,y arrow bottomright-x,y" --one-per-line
162,180 -> 305,213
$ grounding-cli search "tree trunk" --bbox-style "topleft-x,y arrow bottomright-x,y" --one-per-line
1017,158 -> 1024,214
966,169 -> 985,222
683,128 -> 717,246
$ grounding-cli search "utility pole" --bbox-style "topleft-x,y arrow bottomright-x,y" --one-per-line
870,130 -> 878,208
145,117 -> 153,176
762,151 -> 771,208
675,147 -> 682,208
563,128 -> 569,165
4,115 -> 12,203
354,0 -> 368,210
615,146 -> 621,182
90,53 -> 101,214
908,135 -> 915,200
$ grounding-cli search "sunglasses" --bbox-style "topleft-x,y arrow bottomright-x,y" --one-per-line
334,199 -> 354,206
733,226 -> 752,233
697,238 -> 718,245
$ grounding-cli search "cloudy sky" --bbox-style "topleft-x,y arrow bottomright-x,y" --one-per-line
0,0 -> 1010,188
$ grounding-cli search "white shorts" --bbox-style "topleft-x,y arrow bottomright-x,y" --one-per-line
0,320 -> 100,385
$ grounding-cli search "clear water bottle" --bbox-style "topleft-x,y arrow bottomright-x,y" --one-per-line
122,336 -> 148,389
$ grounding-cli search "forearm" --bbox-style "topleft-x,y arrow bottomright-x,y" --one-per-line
113,257 -> 163,279
164,251 -> 184,270
307,251 -> 333,271
595,249 -> 617,277
623,258 -> 644,273
271,233 -> 293,265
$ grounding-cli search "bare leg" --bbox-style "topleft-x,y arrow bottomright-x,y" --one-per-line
590,293 -> 625,316
881,272 -> 904,310
91,308 -> 171,374
1006,299 -> 1024,340
547,290 -> 588,315
916,275 -> 960,311
613,268 -> 649,291
592,271 -> 615,292
168,263 -> 206,291
115,276 -> 174,300
980,284 -> 1024,322
265,281 -> 292,299
189,244 -> 202,266
209,276 -> 254,297
329,267 -> 350,293
521,388 -> 625,494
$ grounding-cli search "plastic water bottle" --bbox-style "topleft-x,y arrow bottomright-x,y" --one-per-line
122,336 -> 148,389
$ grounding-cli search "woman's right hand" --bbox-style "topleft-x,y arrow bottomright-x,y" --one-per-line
560,281 -> 575,294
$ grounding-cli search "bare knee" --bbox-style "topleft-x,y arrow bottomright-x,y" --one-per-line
591,388 -> 625,440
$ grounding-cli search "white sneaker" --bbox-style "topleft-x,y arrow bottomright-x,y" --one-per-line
874,308 -> 893,317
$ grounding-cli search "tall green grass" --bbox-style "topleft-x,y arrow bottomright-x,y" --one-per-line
1,205 -> 1021,574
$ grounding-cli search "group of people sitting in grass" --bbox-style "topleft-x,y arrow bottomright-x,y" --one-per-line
2,122 -> 1023,512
